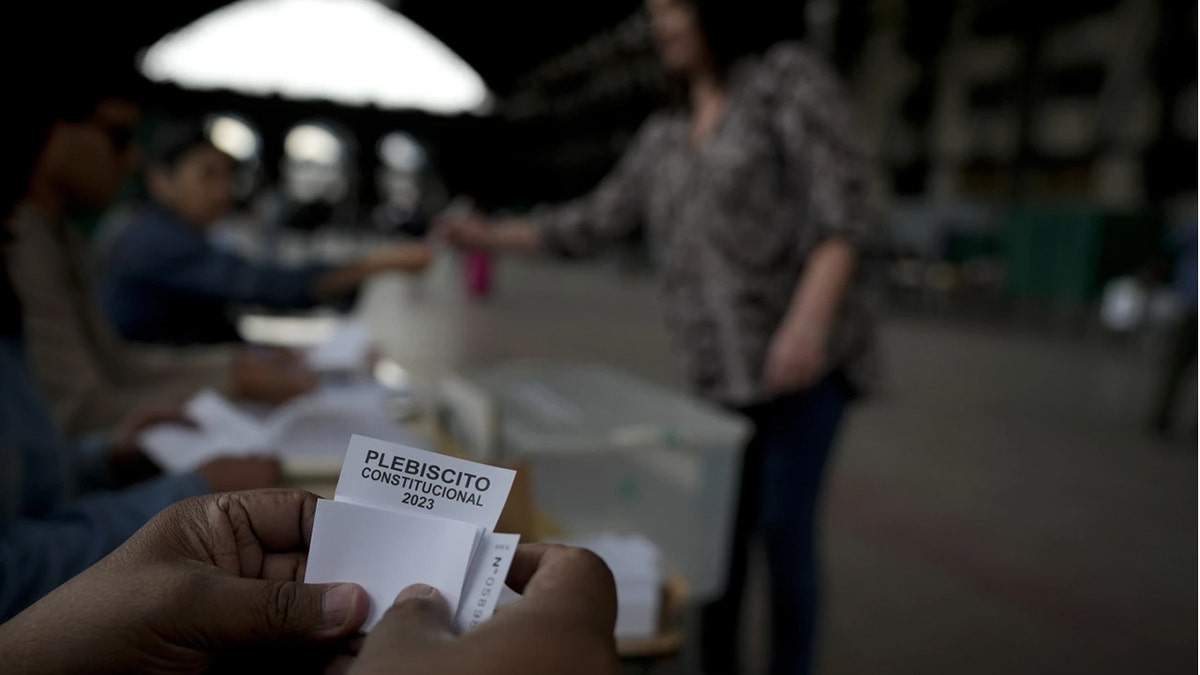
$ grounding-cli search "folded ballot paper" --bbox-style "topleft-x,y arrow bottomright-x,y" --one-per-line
305,435 -> 521,632
139,383 -> 415,474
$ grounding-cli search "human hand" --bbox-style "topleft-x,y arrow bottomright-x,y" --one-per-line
110,402 -> 195,459
196,456 -> 284,492
340,544 -> 619,675
232,347 -> 317,404
0,490 -> 369,675
436,213 -> 494,251
370,242 -> 434,273
761,320 -> 829,396
104,403 -> 195,485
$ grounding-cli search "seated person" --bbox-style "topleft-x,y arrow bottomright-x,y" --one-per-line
101,122 -> 433,346
0,104 -> 281,621
9,86 -> 315,434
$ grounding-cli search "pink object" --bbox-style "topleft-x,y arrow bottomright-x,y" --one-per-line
464,250 -> 493,299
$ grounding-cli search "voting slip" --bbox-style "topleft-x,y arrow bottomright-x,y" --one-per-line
139,385 -> 414,474
306,435 -> 520,631
305,320 -> 372,373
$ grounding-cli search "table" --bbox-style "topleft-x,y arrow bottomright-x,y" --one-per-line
271,258 -> 691,666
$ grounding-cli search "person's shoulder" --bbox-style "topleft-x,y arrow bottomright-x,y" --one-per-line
746,41 -> 857,126
635,110 -> 678,145
756,41 -> 842,92
108,207 -> 205,270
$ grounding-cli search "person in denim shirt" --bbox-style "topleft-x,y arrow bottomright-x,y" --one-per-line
0,75 -> 281,622
101,123 -> 433,346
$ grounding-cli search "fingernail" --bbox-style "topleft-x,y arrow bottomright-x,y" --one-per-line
322,584 -> 359,629
395,583 -> 438,604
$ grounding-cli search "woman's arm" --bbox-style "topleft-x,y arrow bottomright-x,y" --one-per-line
761,48 -> 869,395
440,215 -> 545,254
440,117 -> 666,259
761,236 -> 857,395
311,242 -> 433,300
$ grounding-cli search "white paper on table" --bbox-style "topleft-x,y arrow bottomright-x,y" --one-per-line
335,435 -> 516,531
137,426 -> 229,473
267,380 -> 415,471
140,389 -> 270,471
305,499 -> 483,631
186,389 -> 270,445
139,384 -> 414,473
305,320 -> 371,372
453,531 -> 520,633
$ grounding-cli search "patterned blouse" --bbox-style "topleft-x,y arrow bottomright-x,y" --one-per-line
538,42 -> 875,407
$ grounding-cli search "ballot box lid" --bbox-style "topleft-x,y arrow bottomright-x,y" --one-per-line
467,362 -> 749,457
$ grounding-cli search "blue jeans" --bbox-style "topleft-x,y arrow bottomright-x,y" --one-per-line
700,371 -> 849,675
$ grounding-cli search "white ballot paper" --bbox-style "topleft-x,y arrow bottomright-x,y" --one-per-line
305,320 -> 372,372
306,435 -> 520,631
140,386 -> 414,474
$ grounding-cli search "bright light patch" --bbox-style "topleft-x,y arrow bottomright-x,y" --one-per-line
141,0 -> 491,114
208,115 -> 259,161
378,132 -> 426,172
285,124 -> 344,164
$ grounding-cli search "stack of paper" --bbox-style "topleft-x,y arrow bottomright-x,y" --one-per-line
305,320 -> 372,373
139,383 -> 415,473
306,436 -> 521,631
561,533 -> 663,639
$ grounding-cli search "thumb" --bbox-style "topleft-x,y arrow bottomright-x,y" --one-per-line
196,578 -> 368,647
357,584 -> 452,661
377,584 -> 452,639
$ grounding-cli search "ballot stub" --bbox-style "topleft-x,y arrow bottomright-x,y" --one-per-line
307,435 -> 520,631
453,530 -> 521,633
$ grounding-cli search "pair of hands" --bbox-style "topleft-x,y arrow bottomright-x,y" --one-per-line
0,490 -> 619,675
368,241 -> 436,274
436,212 -> 495,251
232,346 -> 319,405
365,225 -> 489,274
109,395 -> 283,493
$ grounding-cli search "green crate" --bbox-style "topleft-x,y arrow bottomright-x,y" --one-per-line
1002,205 -> 1163,304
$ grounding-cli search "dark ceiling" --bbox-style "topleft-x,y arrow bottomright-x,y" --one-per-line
15,0 -> 642,96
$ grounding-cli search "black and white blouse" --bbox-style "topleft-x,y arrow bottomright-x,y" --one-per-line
539,42 -> 875,406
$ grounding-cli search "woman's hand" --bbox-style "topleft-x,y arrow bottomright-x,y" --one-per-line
111,402 -> 195,456
0,490 -> 369,675
761,320 -> 829,396
368,242 -> 434,274
340,544 -> 620,675
436,213 -> 495,250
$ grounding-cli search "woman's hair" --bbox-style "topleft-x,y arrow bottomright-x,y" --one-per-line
689,0 -> 807,72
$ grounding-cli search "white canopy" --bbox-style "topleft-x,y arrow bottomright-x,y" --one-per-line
140,0 -> 491,115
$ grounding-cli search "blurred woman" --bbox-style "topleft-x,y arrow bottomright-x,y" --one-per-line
101,123 -> 433,346
441,1 -> 874,672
